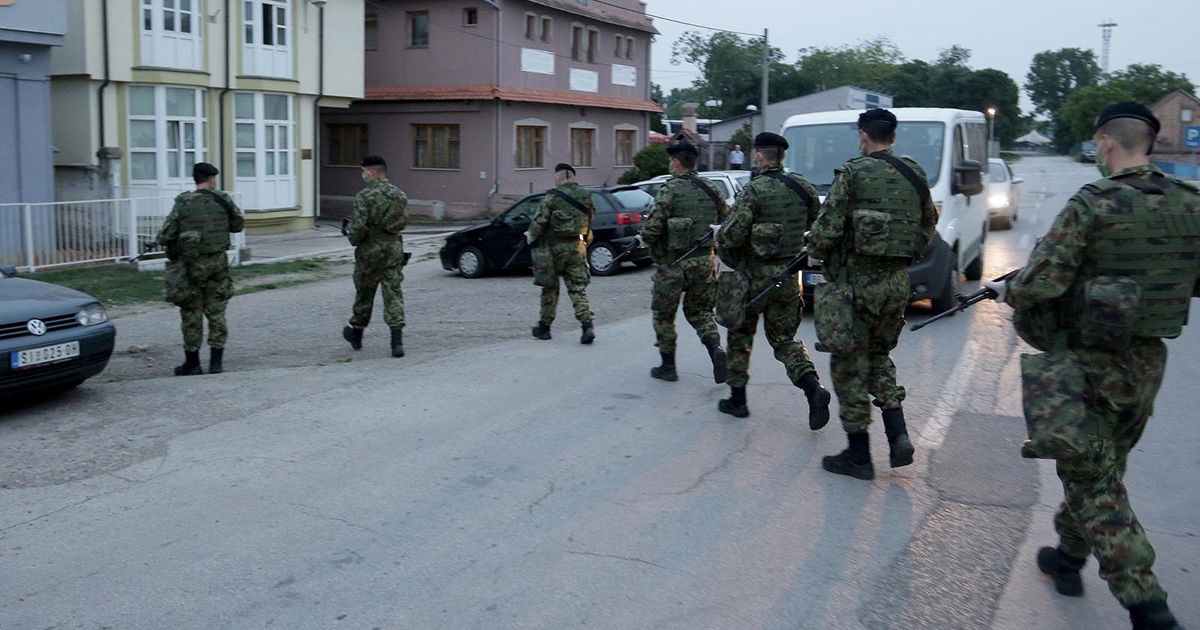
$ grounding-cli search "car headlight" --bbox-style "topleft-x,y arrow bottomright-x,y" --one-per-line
988,193 -> 1009,209
76,303 -> 108,326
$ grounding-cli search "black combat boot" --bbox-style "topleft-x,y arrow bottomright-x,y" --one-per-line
1128,600 -> 1182,630
718,386 -> 749,418
173,350 -> 203,376
796,372 -> 832,431
1036,547 -> 1086,597
390,328 -> 405,358
650,351 -> 678,382
881,408 -> 915,467
208,347 -> 224,374
822,432 -> 874,480
531,321 -> 552,340
343,325 -> 363,350
702,336 -> 729,384
580,320 -> 595,345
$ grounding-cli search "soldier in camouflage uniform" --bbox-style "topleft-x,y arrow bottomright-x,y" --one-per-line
716,132 -> 831,424
986,103 -> 1197,630
157,162 -> 244,376
525,163 -> 596,345
639,141 -> 729,383
342,155 -> 409,358
810,109 -> 938,481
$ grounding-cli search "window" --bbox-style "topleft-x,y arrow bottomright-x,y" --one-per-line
243,0 -> 291,78
463,8 -> 478,26
525,13 -> 536,40
571,128 -> 595,167
413,124 -> 461,169
364,14 -> 378,51
571,26 -> 583,61
328,124 -> 367,166
615,129 -> 635,166
140,0 -> 203,69
587,28 -> 598,63
234,92 -> 295,210
1183,108 -> 1194,122
614,34 -> 621,57
540,16 -> 552,42
624,37 -> 633,59
127,85 -> 206,185
516,125 -> 546,169
409,11 -> 429,46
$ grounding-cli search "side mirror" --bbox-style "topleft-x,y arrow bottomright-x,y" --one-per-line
0,265 -> 16,278
953,159 -> 984,197
1011,177 -> 1024,185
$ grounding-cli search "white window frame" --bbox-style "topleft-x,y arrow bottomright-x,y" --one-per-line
234,92 -> 296,210
127,85 -> 207,187
140,0 -> 203,70
243,0 -> 292,78
568,122 -> 597,168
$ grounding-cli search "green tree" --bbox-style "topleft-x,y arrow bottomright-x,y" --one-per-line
672,31 -> 787,119
1054,64 -> 1195,152
1025,48 -> 1102,117
793,36 -> 904,93
729,123 -> 754,154
650,83 -> 667,133
1108,64 -> 1195,103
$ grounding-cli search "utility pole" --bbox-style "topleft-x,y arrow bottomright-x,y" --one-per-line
1098,21 -> 1117,74
760,28 -> 769,136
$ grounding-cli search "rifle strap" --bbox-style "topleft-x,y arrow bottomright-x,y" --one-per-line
868,151 -> 932,207
548,188 -> 592,216
763,171 -> 815,210
681,173 -> 725,216
198,189 -> 238,216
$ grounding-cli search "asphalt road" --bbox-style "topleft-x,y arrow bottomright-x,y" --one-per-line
1,156 -> 1196,630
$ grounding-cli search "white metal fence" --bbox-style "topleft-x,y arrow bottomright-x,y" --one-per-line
0,193 -> 245,272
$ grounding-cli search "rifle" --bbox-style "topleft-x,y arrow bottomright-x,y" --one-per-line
503,240 -> 528,269
910,268 -> 1021,331
744,247 -> 813,310
128,242 -> 161,265
669,230 -> 715,266
607,238 -> 644,267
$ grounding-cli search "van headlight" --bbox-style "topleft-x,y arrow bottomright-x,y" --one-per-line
988,193 -> 1009,209
76,303 -> 109,326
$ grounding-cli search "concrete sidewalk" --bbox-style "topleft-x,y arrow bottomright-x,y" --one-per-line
242,220 -> 475,265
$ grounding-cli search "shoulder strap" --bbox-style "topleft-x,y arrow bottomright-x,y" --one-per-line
680,173 -> 724,215
1112,172 -> 1172,195
548,187 -> 591,216
197,189 -> 237,215
763,171 -> 815,209
868,151 -> 932,206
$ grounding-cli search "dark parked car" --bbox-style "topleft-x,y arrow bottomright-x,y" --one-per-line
440,186 -> 655,277
0,265 -> 116,399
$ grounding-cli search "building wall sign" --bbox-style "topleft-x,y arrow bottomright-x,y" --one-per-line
520,48 -> 555,75
611,64 -> 637,87
569,68 -> 598,93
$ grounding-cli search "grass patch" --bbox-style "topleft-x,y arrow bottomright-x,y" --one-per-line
33,257 -> 341,308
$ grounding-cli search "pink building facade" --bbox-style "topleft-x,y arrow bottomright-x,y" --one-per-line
320,0 -> 660,219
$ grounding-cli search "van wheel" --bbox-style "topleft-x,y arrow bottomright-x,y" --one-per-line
930,263 -> 959,314
964,250 -> 984,281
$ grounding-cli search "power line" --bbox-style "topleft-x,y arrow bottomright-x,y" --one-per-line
584,0 -> 761,37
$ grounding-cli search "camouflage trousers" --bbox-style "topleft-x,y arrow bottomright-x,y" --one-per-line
725,266 -> 815,388
538,242 -> 593,325
829,269 -> 909,433
1052,338 -> 1168,607
351,258 -> 405,329
178,252 -> 233,351
652,255 -> 719,352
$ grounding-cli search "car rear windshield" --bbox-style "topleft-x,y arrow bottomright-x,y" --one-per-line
610,188 -> 653,210
783,121 -> 946,188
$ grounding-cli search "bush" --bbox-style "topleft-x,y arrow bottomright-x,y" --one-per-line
616,143 -> 670,185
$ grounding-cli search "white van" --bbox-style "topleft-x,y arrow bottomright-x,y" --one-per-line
780,108 -> 990,311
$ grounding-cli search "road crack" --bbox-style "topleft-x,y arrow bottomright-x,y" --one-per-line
566,550 -> 669,570
527,481 -> 556,514
653,430 -> 754,496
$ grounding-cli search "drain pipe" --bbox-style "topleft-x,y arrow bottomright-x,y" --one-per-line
97,0 -> 111,161
218,0 -> 232,189
312,4 -> 325,219
485,0 -> 500,201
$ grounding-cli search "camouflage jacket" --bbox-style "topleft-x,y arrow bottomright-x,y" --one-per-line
809,148 -> 937,275
641,170 -> 728,263
158,189 -> 244,259
718,165 -> 819,269
528,181 -> 595,244
348,177 -> 408,260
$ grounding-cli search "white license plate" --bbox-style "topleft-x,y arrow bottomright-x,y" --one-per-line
11,341 -> 81,369
805,272 -> 827,286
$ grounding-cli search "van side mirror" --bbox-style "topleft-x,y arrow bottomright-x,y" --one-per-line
0,265 -> 16,278
953,159 -> 984,197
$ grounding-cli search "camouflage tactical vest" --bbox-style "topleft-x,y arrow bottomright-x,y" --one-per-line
749,171 -> 810,261
173,190 -> 231,255
665,173 -> 722,252
1076,176 -> 1200,339
548,182 -> 592,238
842,155 -> 926,260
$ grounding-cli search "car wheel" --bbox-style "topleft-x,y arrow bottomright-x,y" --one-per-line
633,258 -> 653,268
964,249 -> 984,281
456,245 -> 488,278
588,242 -> 620,276
930,262 -> 959,314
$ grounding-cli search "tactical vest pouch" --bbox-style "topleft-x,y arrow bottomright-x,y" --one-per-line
531,246 -> 557,288
1079,275 -> 1140,351
1019,350 -> 1090,460
750,223 -> 784,258
667,217 -> 695,251
852,210 -> 892,257
715,270 -> 749,328
813,280 -> 856,353
163,260 -> 193,305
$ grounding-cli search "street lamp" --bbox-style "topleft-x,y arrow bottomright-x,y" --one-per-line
986,107 -> 997,156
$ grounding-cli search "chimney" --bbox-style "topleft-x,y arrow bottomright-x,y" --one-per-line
682,103 -> 699,134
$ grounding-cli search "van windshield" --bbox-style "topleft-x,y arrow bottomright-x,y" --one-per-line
782,122 -> 946,190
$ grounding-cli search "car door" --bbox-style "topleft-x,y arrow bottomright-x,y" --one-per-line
481,195 -> 542,267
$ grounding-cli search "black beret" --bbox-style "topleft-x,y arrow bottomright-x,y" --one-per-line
665,142 -> 699,157
1093,101 -> 1161,135
361,155 -> 387,167
858,108 -> 898,131
192,162 -> 219,178
753,132 -> 788,150
554,163 -> 576,174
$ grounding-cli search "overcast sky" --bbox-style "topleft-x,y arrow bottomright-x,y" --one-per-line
643,0 -> 1200,115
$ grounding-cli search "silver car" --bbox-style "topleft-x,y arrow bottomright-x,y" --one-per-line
987,157 -> 1023,229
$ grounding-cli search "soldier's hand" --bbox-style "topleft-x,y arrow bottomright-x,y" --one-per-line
634,234 -> 646,247
982,280 -> 1008,303
524,231 -> 535,245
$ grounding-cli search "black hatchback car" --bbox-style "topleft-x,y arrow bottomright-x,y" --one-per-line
0,266 -> 116,399
440,186 -> 655,277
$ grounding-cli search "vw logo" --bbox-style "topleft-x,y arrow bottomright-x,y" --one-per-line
26,319 -> 47,336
